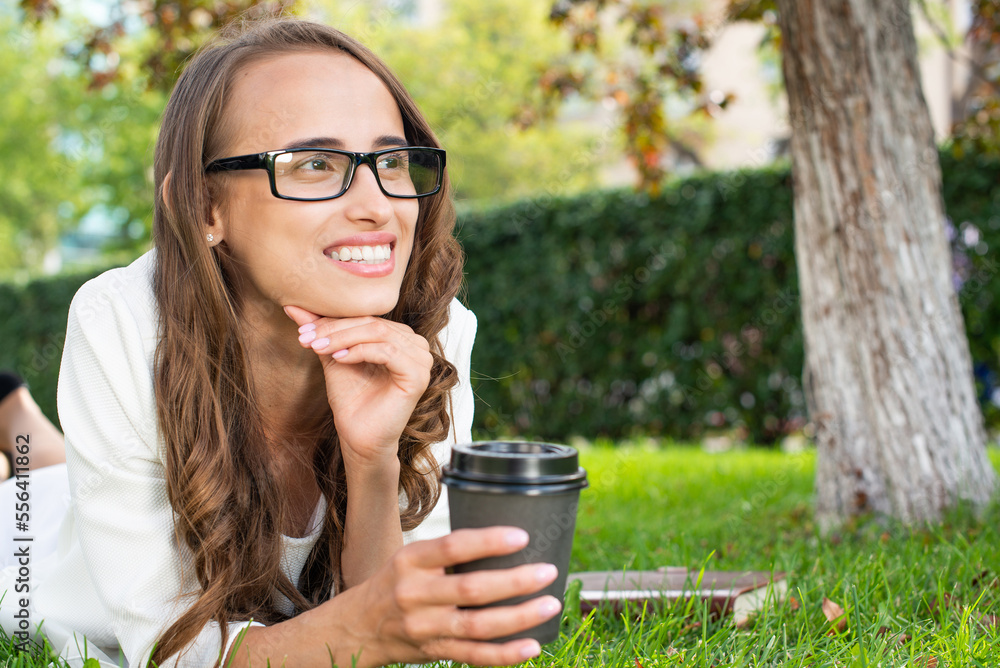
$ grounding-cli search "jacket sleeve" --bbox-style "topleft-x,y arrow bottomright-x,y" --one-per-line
57,271 -> 261,668
403,298 -> 478,544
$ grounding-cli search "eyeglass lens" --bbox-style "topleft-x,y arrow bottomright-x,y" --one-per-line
272,148 -> 441,199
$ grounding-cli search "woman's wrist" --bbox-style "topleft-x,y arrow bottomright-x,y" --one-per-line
341,453 -> 404,589
224,582 -> 390,668
341,440 -> 402,483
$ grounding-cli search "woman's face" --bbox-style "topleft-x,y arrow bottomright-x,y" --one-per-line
212,50 -> 420,319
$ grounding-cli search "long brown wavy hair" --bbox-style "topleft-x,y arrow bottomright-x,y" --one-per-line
149,17 -> 462,667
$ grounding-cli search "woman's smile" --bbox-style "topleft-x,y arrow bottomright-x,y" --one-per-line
323,231 -> 397,277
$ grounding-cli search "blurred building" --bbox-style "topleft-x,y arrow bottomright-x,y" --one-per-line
701,0 -> 973,169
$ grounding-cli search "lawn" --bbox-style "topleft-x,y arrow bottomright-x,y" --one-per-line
524,441 -> 1000,668
5,441 -> 1000,667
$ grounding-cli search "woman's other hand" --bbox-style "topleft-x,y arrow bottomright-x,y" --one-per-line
345,526 -> 561,666
282,304 -> 432,471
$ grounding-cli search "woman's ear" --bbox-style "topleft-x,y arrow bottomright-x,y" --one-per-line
206,202 -> 226,246
165,170 -> 226,245
160,171 -> 174,216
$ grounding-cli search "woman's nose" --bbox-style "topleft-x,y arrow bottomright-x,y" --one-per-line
342,163 -> 394,224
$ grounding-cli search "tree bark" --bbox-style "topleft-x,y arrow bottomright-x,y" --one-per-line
775,0 -> 997,529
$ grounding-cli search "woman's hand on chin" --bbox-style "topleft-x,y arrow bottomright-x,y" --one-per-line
282,304 -> 432,472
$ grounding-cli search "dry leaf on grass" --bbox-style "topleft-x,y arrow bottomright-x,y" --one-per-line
970,569 -> 992,589
912,656 -> 938,668
822,597 -> 848,632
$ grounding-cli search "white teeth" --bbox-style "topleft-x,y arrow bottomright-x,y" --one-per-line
328,244 -> 392,264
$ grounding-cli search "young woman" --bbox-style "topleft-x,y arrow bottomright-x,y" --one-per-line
0,18 -> 560,668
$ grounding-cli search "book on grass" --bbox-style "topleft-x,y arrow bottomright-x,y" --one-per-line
566,567 -> 788,625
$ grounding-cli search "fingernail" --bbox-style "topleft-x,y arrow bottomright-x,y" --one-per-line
310,337 -> 330,350
298,322 -> 316,334
332,349 -> 349,360
298,330 -> 317,344
505,529 -> 529,547
519,641 -> 541,660
537,597 -> 561,618
535,564 -> 558,584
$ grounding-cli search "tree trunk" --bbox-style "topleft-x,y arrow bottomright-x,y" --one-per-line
775,0 -> 997,529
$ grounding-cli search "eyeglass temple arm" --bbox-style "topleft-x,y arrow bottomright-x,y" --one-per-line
205,153 -> 268,173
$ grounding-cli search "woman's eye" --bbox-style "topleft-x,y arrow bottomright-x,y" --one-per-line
299,156 -> 335,171
377,154 -> 406,171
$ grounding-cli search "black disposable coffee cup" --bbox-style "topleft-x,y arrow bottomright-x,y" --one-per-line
440,441 -> 588,644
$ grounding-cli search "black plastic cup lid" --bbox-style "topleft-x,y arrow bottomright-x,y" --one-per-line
441,441 -> 588,489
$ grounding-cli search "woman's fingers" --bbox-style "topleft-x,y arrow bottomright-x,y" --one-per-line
423,638 -> 543,667
408,594 -> 562,642
282,304 -> 319,328
401,527 -> 531,570
300,315 -> 429,349
301,319 -> 430,359
411,562 -> 559,607
317,339 -> 428,368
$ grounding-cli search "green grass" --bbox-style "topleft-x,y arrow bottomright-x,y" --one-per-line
430,441 -> 1000,667
5,442 -> 1000,667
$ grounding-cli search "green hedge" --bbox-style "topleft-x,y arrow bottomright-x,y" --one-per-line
5,153 -> 1000,443
459,165 -> 801,443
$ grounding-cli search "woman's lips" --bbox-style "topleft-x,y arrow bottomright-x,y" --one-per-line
324,245 -> 395,277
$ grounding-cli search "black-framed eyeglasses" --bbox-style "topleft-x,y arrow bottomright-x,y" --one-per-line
205,146 -> 446,201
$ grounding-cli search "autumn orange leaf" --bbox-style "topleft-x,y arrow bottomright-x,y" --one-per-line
821,597 -> 847,632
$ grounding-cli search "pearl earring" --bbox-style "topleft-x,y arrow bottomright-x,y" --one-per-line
206,233 -> 214,243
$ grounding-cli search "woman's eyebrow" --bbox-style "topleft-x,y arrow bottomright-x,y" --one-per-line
372,134 -> 408,148
282,136 -> 345,150
280,135 -> 410,151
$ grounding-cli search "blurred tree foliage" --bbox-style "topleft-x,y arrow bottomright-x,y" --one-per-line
19,0 -> 291,90
525,0 -> 737,194
0,17 -> 89,275
940,0 -> 1000,157
535,0 -> 1000,192
312,0 -> 603,202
